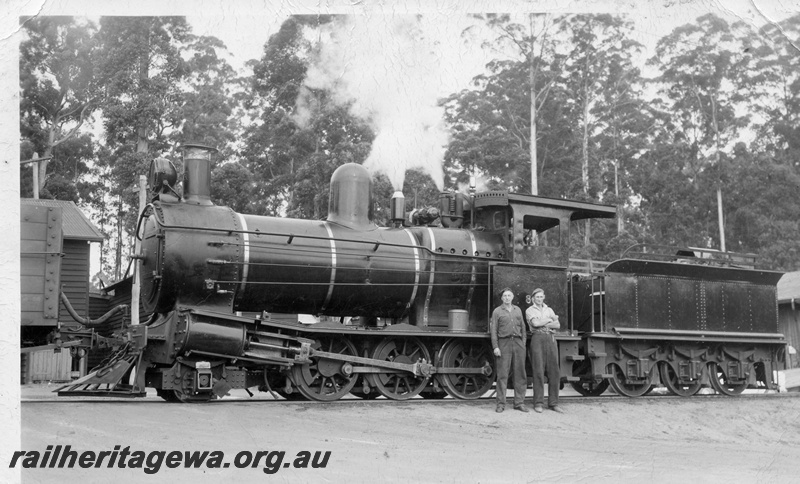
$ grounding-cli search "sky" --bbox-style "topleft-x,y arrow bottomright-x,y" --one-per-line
183,1 -> 798,191
184,1 -> 799,87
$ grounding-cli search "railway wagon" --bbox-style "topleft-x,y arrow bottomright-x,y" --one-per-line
55,144 -> 787,402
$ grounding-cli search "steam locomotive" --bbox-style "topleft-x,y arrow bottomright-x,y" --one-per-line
56,144 -> 788,402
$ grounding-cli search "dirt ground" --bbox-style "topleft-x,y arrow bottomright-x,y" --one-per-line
17,384 -> 800,483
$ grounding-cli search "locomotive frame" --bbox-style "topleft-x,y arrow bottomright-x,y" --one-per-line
54,145 -> 788,402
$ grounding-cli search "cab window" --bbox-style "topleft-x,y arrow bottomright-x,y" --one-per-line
522,215 -> 560,247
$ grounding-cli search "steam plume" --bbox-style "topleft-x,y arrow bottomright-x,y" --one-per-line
297,15 -> 449,191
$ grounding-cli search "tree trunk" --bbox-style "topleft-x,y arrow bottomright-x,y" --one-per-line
582,77 -> 591,247
529,13 -> 538,196
36,128 -> 58,195
711,96 -> 725,252
614,160 -> 624,234
136,28 -> 151,154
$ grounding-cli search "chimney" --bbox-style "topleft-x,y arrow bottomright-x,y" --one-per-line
182,144 -> 216,205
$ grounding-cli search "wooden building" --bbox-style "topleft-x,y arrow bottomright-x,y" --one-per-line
20,199 -> 104,383
778,271 -> 800,370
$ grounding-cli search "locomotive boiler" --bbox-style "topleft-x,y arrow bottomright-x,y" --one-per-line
56,144 -> 788,402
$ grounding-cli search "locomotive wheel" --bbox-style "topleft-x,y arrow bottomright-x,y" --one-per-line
367,337 -> 431,400
708,363 -> 747,396
168,388 -> 213,403
291,337 -> 358,401
159,366 -> 213,403
350,378 -> 380,399
277,390 -> 308,401
261,373 -> 308,401
570,379 -> 609,397
436,339 -> 494,400
156,388 -> 180,402
659,362 -> 701,397
608,364 -> 653,397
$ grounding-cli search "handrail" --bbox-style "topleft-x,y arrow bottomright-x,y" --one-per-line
620,243 -> 757,268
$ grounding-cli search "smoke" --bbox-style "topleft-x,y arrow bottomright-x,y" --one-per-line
296,16 -> 450,191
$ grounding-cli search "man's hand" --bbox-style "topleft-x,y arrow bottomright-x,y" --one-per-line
493,348 -> 501,357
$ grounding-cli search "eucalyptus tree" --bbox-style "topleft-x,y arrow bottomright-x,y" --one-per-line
443,59 -> 577,195
240,15 -> 380,219
240,15 -> 328,216
445,14 -> 648,260
750,14 -> 800,164
464,13 -> 563,195
94,16 -> 240,278
555,14 -> 645,249
444,13 -> 579,197
724,146 -> 800,270
716,14 -> 800,270
19,16 -> 100,199
92,16 -> 191,278
647,14 -> 756,251
175,35 -> 240,154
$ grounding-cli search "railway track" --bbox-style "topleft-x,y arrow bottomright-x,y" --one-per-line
22,386 -> 790,405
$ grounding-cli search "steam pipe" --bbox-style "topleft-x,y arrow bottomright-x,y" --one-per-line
60,291 -> 129,328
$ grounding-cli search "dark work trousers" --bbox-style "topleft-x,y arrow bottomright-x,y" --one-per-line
530,332 -> 560,408
495,336 -> 527,407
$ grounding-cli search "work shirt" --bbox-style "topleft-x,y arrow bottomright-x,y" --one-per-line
490,304 -> 526,350
525,303 -> 559,334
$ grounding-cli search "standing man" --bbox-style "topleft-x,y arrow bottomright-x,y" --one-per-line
526,288 -> 562,414
490,288 -> 529,413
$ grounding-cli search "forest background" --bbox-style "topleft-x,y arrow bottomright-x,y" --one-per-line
16,4 -> 800,287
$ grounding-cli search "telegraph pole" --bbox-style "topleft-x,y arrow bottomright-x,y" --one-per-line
20,153 -> 52,199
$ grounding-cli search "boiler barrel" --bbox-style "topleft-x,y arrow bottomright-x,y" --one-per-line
234,214 -> 425,318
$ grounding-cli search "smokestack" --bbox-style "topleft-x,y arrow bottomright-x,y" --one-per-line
390,191 -> 405,227
182,143 -> 217,206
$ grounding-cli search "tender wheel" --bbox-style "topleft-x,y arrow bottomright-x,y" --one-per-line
708,362 -> 747,396
367,337 -> 431,400
659,362 -> 701,397
291,337 -> 358,401
608,364 -> 653,397
436,339 -> 494,400
570,379 -> 609,397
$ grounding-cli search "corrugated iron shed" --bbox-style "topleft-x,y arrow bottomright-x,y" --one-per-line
21,198 -> 104,242
778,272 -> 800,304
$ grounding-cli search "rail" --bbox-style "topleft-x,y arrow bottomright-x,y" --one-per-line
569,258 -> 610,274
